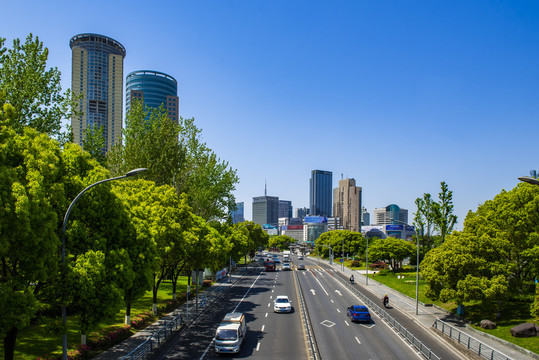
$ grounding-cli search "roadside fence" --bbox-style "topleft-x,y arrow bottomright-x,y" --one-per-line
433,319 -> 512,360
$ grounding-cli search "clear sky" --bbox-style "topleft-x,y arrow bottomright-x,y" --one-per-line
2,1 -> 539,229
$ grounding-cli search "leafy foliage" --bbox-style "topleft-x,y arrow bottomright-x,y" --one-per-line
368,237 -> 415,268
421,183 -> 539,314
0,34 -> 75,138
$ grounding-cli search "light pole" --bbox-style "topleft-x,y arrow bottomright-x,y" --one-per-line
61,168 -> 147,360
390,218 -> 420,315
365,234 -> 369,285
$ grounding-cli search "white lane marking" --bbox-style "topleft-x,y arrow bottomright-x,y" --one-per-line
330,299 -> 334,303
335,290 -> 342,296
270,295 -> 273,299
336,308 -> 341,313
256,342 -> 261,351
265,312 -> 268,317
261,325 -> 265,332
268,303 -> 271,307
345,321 -> 350,327
272,289 -> 274,293
310,289 -> 316,295
355,336 -> 361,344
312,274 -> 330,296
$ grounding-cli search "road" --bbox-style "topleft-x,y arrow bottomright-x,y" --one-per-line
152,252 -> 464,359
152,265 -> 307,359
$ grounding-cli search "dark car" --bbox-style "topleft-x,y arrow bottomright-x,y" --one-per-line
347,305 -> 371,323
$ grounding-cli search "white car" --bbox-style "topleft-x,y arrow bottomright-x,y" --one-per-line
273,295 -> 292,313
282,263 -> 291,271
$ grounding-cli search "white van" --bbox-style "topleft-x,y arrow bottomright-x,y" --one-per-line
214,312 -> 247,354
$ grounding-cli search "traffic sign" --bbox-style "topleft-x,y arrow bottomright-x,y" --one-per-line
340,259 -> 344,263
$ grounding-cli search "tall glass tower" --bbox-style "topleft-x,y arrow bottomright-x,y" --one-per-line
309,170 -> 333,217
125,70 -> 179,122
70,33 -> 126,153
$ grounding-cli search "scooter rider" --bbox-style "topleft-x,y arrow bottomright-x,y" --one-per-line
383,294 -> 389,307
350,274 -> 354,284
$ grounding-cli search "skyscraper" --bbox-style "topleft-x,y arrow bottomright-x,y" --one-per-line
278,200 -> 293,219
373,204 -> 408,225
231,202 -> 245,224
310,170 -> 332,217
125,70 -> 179,122
333,178 -> 362,232
70,33 -> 126,153
252,196 -> 279,227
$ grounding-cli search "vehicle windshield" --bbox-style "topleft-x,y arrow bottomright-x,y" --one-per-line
216,329 -> 238,340
276,298 -> 289,303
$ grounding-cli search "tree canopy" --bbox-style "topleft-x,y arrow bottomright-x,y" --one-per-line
421,183 -> 539,314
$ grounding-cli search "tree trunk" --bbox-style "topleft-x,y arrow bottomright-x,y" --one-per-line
125,302 -> 131,325
4,327 -> 18,360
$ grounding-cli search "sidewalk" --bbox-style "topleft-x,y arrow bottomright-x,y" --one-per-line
323,259 -> 538,360
92,271 -> 242,360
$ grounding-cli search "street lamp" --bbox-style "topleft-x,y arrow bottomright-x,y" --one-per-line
61,168 -> 147,360
365,234 -> 369,285
390,218 -> 420,315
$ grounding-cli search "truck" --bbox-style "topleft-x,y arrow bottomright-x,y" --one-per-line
283,250 -> 290,262
214,312 -> 247,354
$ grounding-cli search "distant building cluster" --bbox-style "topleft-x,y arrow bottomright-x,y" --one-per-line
239,169 -> 414,245
70,33 -> 179,154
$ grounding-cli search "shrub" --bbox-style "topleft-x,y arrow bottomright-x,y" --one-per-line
88,324 -> 132,350
157,299 -> 181,315
39,344 -> 90,360
203,279 -> 212,287
131,311 -> 156,330
350,259 -> 361,267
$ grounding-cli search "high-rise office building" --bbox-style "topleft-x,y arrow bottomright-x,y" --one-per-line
362,207 -> 370,226
310,170 -> 332,217
125,70 -> 179,122
278,200 -> 293,219
252,196 -> 279,227
70,33 -> 126,153
333,178 -> 362,232
231,202 -> 245,224
373,204 -> 408,225
295,207 -> 309,219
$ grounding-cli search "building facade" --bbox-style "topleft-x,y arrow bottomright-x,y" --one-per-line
310,170 -> 332,217
333,178 -> 362,232
373,204 -> 408,225
252,196 -> 279,227
278,200 -> 293,219
70,33 -> 126,153
295,207 -> 309,219
231,202 -> 245,224
303,216 -> 328,244
362,207 -> 370,226
125,70 -> 179,122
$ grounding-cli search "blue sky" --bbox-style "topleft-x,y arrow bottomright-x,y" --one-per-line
3,1 -> 539,229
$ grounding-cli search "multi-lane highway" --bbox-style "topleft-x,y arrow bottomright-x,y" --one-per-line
152,252 -> 463,359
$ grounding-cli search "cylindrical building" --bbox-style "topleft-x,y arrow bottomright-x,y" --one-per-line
70,33 -> 126,153
126,70 -> 179,123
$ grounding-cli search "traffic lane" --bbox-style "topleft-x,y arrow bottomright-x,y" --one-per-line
153,270 -> 267,359
297,267 -> 369,359
311,267 -> 422,360
253,269 -> 307,359
320,263 -> 466,360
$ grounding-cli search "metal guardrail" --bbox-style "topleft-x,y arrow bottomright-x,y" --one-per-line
433,319 -> 512,360
334,274 -> 441,360
294,269 -> 320,360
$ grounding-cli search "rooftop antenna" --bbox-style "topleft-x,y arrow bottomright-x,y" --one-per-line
265,179 -> 267,196
341,173 -> 343,180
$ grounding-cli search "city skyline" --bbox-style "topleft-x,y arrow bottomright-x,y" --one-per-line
2,1 -> 539,230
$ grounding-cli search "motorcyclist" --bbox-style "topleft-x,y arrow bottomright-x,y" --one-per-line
349,274 -> 354,284
383,294 -> 389,307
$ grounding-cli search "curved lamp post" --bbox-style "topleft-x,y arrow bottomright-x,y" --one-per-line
390,218 -> 420,315
61,168 -> 147,360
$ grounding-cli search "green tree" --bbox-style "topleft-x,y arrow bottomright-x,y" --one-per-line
368,237 -> 415,269
413,193 -> 436,260
82,125 -> 106,165
111,180 -> 158,323
0,125 -> 63,360
269,235 -> 294,250
0,34 -> 76,138
421,183 -> 539,314
432,181 -> 457,243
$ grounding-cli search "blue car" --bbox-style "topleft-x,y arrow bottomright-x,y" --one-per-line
347,305 -> 371,323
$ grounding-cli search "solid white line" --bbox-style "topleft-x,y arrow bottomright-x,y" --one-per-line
256,342 -> 261,351
312,274 -> 330,296
261,325 -> 265,332
355,336 -> 361,344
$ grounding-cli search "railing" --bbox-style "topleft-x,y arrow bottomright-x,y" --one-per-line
294,269 -> 320,360
433,319 -> 512,360
334,274 -> 441,360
